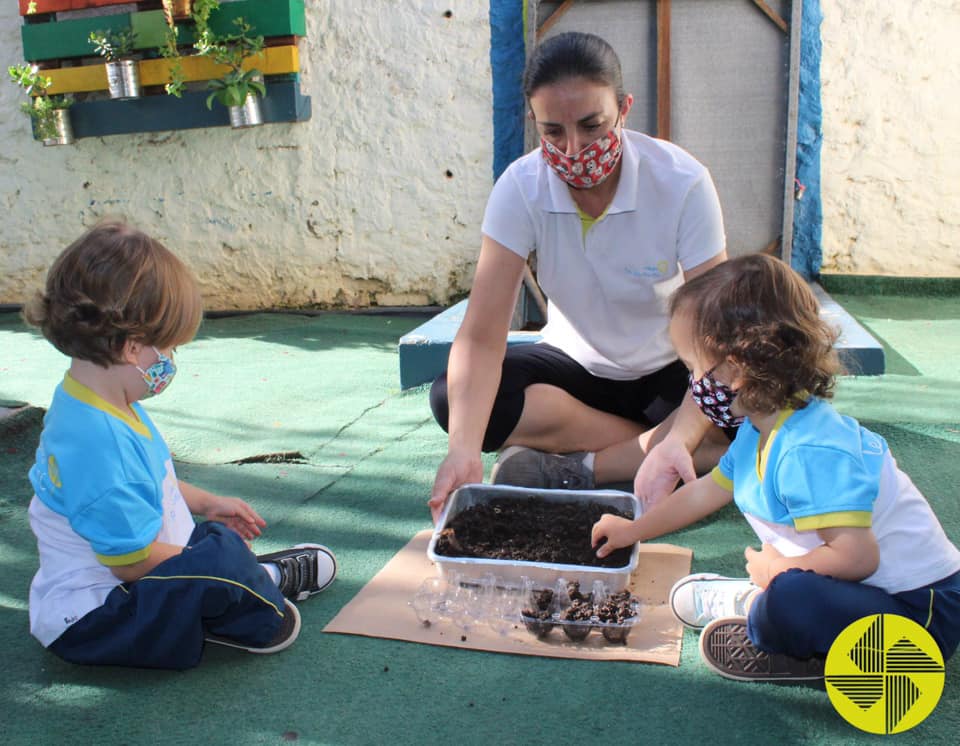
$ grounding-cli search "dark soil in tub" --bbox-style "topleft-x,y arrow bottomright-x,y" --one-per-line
434,496 -> 634,567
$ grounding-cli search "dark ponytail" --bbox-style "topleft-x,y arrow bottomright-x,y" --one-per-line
523,32 -> 625,106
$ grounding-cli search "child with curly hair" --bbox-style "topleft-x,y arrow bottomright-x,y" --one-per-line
24,220 -> 337,669
592,254 -> 960,681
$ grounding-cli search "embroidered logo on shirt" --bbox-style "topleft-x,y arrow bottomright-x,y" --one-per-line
625,264 -> 668,278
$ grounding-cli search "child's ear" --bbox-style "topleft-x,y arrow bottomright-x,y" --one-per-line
120,338 -> 143,366
726,357 -> 747,390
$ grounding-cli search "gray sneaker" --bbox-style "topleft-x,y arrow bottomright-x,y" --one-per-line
490,446 -> 595,489
699,617 -> 825,682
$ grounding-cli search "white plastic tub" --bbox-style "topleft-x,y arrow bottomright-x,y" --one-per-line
427,483 -> 641,591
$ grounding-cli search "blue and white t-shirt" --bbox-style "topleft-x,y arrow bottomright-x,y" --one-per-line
712,398 -> 960,594
28,374 -> 195,646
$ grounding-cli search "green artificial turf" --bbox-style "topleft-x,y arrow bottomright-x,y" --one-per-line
1,303 -> 958,745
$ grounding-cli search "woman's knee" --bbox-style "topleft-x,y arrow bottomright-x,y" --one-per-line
429,373 -> 450,431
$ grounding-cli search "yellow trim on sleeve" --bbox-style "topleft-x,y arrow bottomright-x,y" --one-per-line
793,511 -> 873,531
96,545 -> 151,567
63,374 -> 151,438
711,467 -> 733,492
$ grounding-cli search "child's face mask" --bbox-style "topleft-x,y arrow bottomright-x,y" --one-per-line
690,369 -> 744,428
137,347 -> 177,397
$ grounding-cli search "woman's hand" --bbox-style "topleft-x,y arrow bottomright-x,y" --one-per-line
591,514 -> 640,558
203,495 -> 267,540
744,543 -> 783,589
428,450 -> 484,524
633,436 -> 696,508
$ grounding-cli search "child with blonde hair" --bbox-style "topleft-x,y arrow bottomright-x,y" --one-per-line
24,220 -> 336,669
592,254 -> 960,681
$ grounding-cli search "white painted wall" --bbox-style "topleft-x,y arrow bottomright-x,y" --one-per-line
820,0 -> 960,276
1,1 -> 957,311
0,0 -> 493,309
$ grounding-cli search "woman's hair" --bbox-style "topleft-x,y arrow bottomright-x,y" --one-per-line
523,31 -> 625,106
670,254 -> 841,413
22,219 -> 203,368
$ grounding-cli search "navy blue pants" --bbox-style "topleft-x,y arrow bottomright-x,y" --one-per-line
747,568 -> 960,661
49,521 -> 286,670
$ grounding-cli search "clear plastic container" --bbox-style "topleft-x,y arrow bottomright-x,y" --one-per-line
519,578 -> 641,645
427,483 -> 641,591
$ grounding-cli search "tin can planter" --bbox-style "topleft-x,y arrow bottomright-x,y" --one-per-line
228,93 -> 264,129
43,108 -> 74,146
162,0 -> 193,24
32,107 -> 74,146
105,59 -> 141,100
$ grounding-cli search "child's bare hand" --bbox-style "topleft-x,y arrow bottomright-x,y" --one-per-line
591,514 -> 638,558
744,543 -> 783,588
204,496 -> 267,540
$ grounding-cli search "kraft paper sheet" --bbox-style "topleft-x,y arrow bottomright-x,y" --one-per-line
324,530 -> 692,666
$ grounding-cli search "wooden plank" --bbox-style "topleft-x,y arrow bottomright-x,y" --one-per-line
656,0 -> 671,140
751,0 -> 788,33
66,78 -> 310,138
20,0 -> 135,13
22,0 -> 307,61
780,0 -> 803,267
44,44 -> 299,94
535,0 -> 574,41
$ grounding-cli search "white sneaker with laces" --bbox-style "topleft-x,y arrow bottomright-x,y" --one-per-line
669,573 -> 759,629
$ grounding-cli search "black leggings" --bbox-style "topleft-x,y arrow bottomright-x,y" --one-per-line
429,342 -> 689,452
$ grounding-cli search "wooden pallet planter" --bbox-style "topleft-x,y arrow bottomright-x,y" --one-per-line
66,77 -> 310,138
21,0 -> 306,62
43,44 -> 299,95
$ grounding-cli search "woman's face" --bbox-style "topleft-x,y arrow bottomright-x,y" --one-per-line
529,77 -> 631,156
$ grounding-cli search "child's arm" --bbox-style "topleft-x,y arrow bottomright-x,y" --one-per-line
108,540 -> 184,583
178,480 -> 266,540
744,526 -> 880,589
592,472 -> 733,558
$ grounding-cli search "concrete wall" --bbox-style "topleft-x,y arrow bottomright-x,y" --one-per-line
1,1 -> 957,311
820,0 -> 960,276
0,0 -> 493,310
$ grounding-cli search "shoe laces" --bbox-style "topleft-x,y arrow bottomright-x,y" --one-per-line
276,552 -> 316,596
695,584 -> 755,621
546,454 -> 592,489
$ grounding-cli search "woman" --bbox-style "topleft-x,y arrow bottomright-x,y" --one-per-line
429,32 -> 731,520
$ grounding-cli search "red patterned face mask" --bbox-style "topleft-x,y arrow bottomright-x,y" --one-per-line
540,122 -> 623,189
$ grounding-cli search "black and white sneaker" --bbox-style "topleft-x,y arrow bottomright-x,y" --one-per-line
258,543 -> 338,601
206,599 -> 301,654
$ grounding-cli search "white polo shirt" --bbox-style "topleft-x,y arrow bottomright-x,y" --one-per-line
482,129 -> 726,379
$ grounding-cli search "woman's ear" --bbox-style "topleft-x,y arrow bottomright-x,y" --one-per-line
619,93 -> 634,126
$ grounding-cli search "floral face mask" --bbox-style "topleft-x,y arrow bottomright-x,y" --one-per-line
540,119 -> 623,189
689,369 -> 744,428
137,347 -> 177,397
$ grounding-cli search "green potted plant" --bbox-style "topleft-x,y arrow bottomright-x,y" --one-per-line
196,17 -> 266,128
7,64 -> 73,146
158,0 -> 220,98
89,28 -> 140,99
